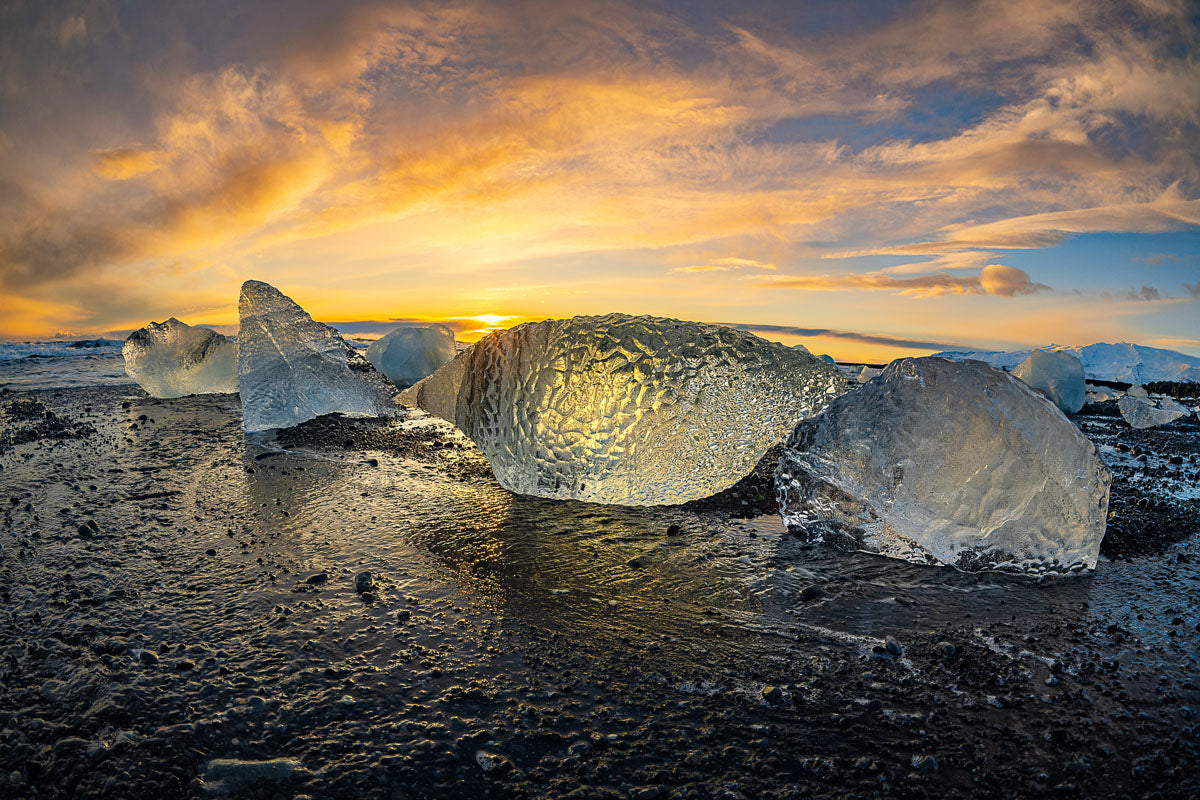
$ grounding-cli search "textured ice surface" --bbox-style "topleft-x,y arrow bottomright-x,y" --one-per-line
365,324 -> 456,388
238,281 -> 399,432
122,318 -> 237,398
1117,396 -> 1185,429
1012,350 -> 1085,414
401,313 -> 845,505
776,357 -> 1111,574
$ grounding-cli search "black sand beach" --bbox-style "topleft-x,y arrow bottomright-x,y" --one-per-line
1,386 -> 1198,799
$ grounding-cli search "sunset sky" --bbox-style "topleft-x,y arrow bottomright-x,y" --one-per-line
1,0 -> 1198,361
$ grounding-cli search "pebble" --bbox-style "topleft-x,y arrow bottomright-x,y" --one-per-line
355,571 -> 375,593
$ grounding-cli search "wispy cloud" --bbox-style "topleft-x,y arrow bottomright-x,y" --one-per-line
674,257 -> 776,273
756,264 -> 1051,298
721,322 -> 965,351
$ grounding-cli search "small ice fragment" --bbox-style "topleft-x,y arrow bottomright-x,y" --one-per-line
856,365 -> 881,384
122,318 -> 238,398
1117,396 -> 1186,429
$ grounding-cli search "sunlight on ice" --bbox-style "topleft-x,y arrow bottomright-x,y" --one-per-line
121,318 -> 238,398
401,313 -> 845,505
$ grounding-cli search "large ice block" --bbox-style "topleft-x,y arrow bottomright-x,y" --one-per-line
401,313 -> 845,505
776,357 -> 1111,574
365,324 -> 456,388
122,318 -> 238,398
238,280 -> 400,432
1012,350 -> 1085,414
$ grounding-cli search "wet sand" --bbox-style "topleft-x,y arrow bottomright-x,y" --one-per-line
1,386 -> 1197,799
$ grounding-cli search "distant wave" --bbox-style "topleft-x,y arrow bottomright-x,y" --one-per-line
0,339 -> 123,361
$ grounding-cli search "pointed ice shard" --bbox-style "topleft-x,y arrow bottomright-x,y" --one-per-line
365,324 -> 456,388
122,318 -> 238,398
776,357 -> 1111,574
401,313 -> 845,505
237,280 -> 399,432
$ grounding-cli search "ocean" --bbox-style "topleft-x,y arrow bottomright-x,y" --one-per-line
0,339 -> 130,390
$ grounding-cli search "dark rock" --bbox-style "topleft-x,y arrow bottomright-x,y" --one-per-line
355,571 -> 375,593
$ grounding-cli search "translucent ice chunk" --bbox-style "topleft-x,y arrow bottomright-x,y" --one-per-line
401,313 -> 845,505
1117,396 -> 1185,429
776,357 -> 1111,574
238,280 -> 399,432
122,318 -> 238,398
365,324 -> 456,388
1012,350 -> 1085,414
856,365 -> 881,384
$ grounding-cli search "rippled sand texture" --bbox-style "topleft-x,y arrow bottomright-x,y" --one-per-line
405,314 -> 845,504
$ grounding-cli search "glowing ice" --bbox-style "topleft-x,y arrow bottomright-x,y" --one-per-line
776,357 -> 1110,574
365,324 -> 456,388
122,318 -> 238,398
238,280 -> 399,432
401,313 -> 845,505
1012,350 -> 1085,414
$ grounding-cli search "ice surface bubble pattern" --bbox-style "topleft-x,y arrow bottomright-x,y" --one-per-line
402,313 -> 845,505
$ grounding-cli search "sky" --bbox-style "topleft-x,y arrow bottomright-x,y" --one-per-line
1,0 -> 1198,361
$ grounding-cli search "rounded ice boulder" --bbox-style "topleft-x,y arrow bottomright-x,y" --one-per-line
776,357 -> 1111,574
401,313 -> 845,505
1012,349 -> 1085,414
365,324 -> 456,388
122,318 -> 238,398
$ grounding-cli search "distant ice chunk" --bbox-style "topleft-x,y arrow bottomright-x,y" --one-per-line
122,318 -> 237,398
1012,350 -> 1085,414
238,280 -> 399,432
1117,396 -> 1185,429
818,354 -> 836,365
776,357 -> 1111,574
1127,385 -> 1149,398
365,324 -> 456,388
401,313 -> 845,505
856,365 -> 882,384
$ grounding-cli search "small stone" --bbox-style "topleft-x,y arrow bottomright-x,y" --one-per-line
355,571 -> 375,593
911,754 -> 939,773
666,524 -> 682,536
800,585 -> 824,602
305,572 -> 328,585
139,650 -> 159,666
761,685 -> 784,703
937,641 -> 957,657
885,636 -> 903,657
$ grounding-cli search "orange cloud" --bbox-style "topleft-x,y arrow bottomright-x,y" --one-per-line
93,148 -> 172,180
